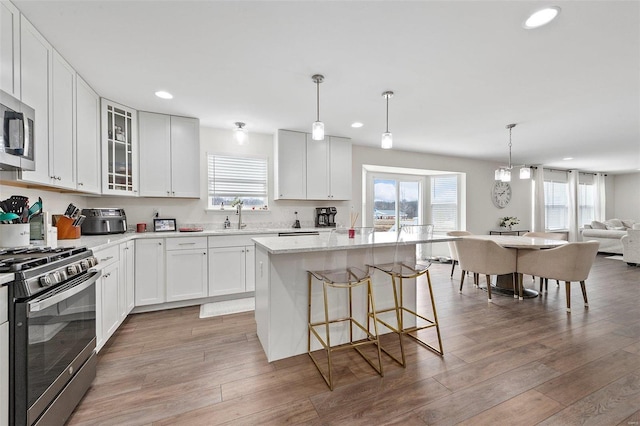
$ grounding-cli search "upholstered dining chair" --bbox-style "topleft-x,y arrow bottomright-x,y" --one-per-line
522,232 -> 567,291
516,241 -> 599,313
454,238 -> 518,302
446,231 -> 473,278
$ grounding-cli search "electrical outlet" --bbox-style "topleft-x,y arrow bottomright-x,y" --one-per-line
153,208 -> 160,218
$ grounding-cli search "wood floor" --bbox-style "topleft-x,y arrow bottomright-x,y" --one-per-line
67,255 -> 640,425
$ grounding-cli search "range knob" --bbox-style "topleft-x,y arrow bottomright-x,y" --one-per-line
39,275 -> 52,287
67,265 -> 78,276
87,256 -> 98,267
79,260 -> 89,271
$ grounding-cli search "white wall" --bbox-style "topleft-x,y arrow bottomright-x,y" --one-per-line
613,172 -> 640,220
3,126 -> 631,233
351,145 -> 532,234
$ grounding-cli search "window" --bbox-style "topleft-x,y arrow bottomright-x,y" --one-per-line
207,154 -> 268,210
372,177 -> 421,232
544,180 -> 568,230
578,182 -> 595,227
430,175 -> 458,232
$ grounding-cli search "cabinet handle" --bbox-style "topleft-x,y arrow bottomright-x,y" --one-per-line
100,256 -> 114,262
167,191 -> 170,195
179,243 -> 196,245
172,191 -> 175,195
78,182 -> 84,186
104,273 -> 110,278
158,242 -> 162,246
203,252 -> 206,255
246,249 -> 250,253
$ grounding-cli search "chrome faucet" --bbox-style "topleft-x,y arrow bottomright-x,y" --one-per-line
236,204 -> 246,229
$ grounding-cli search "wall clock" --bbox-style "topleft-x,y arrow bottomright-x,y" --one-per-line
492,181 -> 512,208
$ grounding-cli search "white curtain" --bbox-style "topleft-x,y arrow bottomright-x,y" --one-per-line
532,166 -> 545,232
567,170 -> 579,241
594,172 -> 606,221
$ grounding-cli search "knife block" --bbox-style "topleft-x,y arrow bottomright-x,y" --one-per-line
55,216 -> 81,240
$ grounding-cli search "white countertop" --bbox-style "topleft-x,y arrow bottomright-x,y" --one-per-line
0,227 -> 329,284
253,233 -> 457,255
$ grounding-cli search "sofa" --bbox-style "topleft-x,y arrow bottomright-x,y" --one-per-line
581,218 -> 638,254
622,229 -> 640,265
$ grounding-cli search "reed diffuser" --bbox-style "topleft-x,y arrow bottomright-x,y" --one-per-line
349,210 -> 359,238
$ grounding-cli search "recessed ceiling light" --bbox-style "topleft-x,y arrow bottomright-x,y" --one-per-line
351,122 -> 363,128
563,157 -> 574,161
155,91 -> 173,99
523,7 -> 560,29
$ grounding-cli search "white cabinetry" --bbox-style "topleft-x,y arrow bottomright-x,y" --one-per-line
93,244 -> 120,351
138,112 -> 200,198
1,286 -> 8,426
274,130 -> 306,200
75,75 -> 101,193
18,16 -> 52,185
166,237 -> 207,301
50,50 -> 76,189
120,240 -> 135,317
134,238 -> 165,306
0,1 -> 20,97
208,234 -> 274,296
306,136 -> 352,200
102,98 -> 138,195
275,130 -> 352,200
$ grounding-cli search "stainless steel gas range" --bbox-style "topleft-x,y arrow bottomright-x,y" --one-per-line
1,246 -> 100,426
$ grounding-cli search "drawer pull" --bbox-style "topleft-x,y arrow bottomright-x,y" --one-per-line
100,256 -> 114,262
179,243 -> 196,245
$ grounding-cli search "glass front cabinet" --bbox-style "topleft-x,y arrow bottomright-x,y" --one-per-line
101,99 -> 138,195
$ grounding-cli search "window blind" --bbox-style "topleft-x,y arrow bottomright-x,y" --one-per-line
431,175 -> 458,231
207,154 -> 268,204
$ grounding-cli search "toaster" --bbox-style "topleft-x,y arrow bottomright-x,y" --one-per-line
80,208 -> 127,235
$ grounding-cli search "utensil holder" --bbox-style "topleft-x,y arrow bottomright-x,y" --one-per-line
55,216 -> 81,240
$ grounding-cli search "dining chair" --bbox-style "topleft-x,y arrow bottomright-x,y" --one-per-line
446,231 -> 473,278
370,224 -> 443,367
516,241 -> 599,313
522,232 -> 567,292
307,227 -> 383,390
454,238 -> 517,302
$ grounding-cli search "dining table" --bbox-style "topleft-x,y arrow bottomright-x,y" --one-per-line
462,235 -> 567,298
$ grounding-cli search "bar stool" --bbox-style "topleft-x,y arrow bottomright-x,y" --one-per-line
371,224 -> 443,367
307,227 -> 383,390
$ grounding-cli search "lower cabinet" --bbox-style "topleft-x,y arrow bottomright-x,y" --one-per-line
208,246 -> 248,296
120,240 -> 135,317
208,234 -> 274,296
166,238 -> 208,302
99,261 -> 121,344
135,238 -> 165,306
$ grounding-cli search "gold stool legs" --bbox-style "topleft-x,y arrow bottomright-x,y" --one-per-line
376,269 -> 444,367
307,272 -> 384,390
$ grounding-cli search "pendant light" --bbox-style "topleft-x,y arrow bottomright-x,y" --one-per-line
233,122 -> 248,145
311,74 -> 325,140
381,91 -> 394,149
494,123 -> 531,182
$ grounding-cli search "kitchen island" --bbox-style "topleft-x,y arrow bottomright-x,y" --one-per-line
252,232 -> 456,362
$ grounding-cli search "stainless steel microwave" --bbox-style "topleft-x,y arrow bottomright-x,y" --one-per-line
0,89 -> 35,171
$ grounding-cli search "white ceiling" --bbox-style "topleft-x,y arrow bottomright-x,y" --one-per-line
13,0 -> 640,174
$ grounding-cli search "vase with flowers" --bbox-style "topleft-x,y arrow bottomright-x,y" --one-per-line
499,216 -> 519,230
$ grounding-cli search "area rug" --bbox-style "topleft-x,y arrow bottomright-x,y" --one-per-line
605,255 -> 624,261
199,297 -> 255,318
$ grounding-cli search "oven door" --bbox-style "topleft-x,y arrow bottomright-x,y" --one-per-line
12,270 -> 100,426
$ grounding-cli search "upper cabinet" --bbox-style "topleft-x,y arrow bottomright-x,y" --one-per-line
306,136 -> 352,200
75,76 -> 101,194
50,50 -> 76,189
274,130 -> 307,200
101,98 -> 138,196
138,112 -> 200,198
274,130 -> 352,201
18,16 -> 52,186
0,1 -> 21,98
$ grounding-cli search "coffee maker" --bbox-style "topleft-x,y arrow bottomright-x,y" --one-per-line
315,207 -> 337,227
